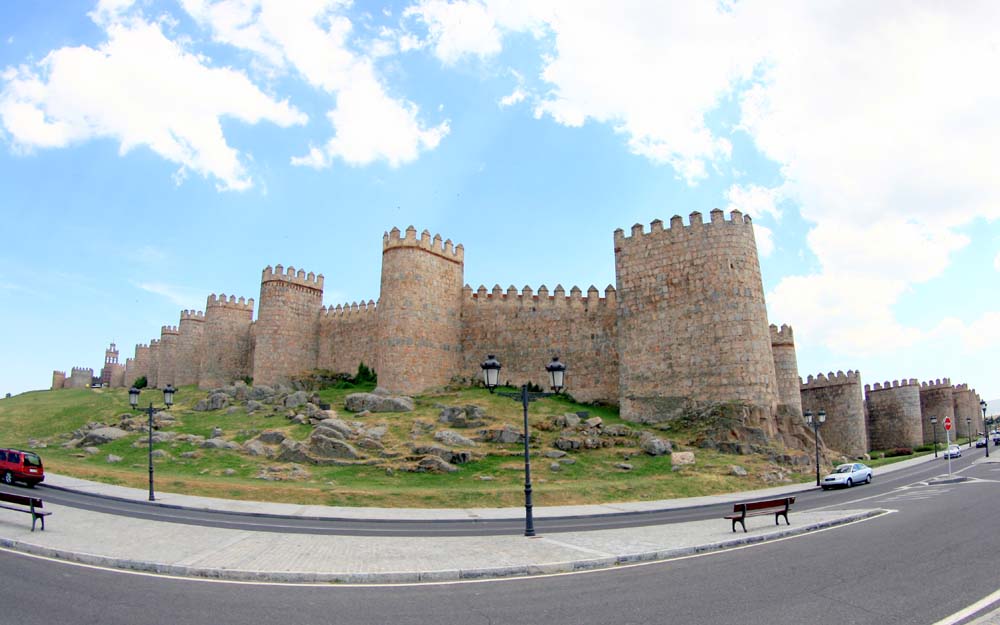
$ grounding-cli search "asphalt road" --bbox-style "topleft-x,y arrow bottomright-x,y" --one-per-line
0,450 -> 986,536
1,454 -> 998,625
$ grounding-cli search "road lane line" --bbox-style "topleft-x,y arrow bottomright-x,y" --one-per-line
930,588 -> 1000,625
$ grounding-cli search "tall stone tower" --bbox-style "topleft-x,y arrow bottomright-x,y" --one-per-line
175,310 -> 205,386
919,379 -> 953,445
801,371 -> 867,457
952,384 -> 980,439
199,294 -> 254,389
51,370 -> 66,390
614,210 -> 777,423
377,227 -> 464,395
866,379 -> 922,450
99,343 -> 120,387
770,324 -> 802,417
127,343 -> 150,388
157,326 -> 180,388
147,339 -> 160,388
252,265 -> 324,387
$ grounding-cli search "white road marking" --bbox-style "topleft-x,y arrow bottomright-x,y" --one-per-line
930,587 -> 1000,625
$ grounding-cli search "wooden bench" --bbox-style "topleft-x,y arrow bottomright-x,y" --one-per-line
0,491 -> 50,531
724,497 -> 794,533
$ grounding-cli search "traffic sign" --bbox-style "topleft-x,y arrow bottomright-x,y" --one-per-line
943,416 -> 953,431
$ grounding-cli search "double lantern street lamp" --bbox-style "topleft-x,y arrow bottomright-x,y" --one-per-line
128,384 -> 176,501
929,416 -> 939,458
981,399 -> 990,458
480,355 -> 566,537
804,409 -> 826,487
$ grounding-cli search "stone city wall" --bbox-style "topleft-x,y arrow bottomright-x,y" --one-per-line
146,340 -> 160,388
460,284 -> 619,404
51,370 -> 66,390
770,324 -> 802,417
67,367 -> 93,389
952,384 -> 981,439
317,301 -> 379,376
174,310 -> 205,387
156,326 -> 180,388
801,370 -> 866,457
865,379 -> 922,450
919,379 -> 953,445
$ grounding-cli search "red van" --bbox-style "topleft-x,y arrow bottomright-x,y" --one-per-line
0,449 -> 45,487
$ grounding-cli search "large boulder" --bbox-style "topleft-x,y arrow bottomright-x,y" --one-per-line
82,427 -> 130,446
308,431 -> 361,460
243,440 -> 271,457
194,392 -> 230,412
479,425 -> 523,444
438,405 -> 487,428
345,392 -> 414,413
434,430 -> 477,447
415,455 -> 458,473
202,438 -> 241,451
249,385 -> 276,401
640,433 -> 672,456
672,451 -> 696,467
315,419 -> 354,439
284,391 -> 310,408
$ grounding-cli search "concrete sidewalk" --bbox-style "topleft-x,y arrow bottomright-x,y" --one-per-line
0,453 -> 944,584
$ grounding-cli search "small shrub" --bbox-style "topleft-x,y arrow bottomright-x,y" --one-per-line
884,447 -> 913,458
354,362 -> 377,385
132,376 -> 147,389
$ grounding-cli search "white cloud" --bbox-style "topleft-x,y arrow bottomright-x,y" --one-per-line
182,0 -> 449,169
134,282 -> 203,309
0,10 -> 306,190
726,183 -> 784,222
499,86 -> 526,108
404,0 -> 502,65
753,224 -> 774,258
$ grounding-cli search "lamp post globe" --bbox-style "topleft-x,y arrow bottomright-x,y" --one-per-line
128,384 -> 177,501
805,410 -> 824,487
480,355 -> 501,393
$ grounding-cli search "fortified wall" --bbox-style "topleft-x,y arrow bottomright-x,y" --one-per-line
51,370 -> 66,390
919,379 -> 953,445
865,379 -> 922,450
61,214 -> 803,445
67,367 -> 94,389
800,371 -> 866,457
952,383 -> 983,438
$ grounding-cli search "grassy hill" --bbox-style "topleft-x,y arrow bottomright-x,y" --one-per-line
0,383 -> 825,508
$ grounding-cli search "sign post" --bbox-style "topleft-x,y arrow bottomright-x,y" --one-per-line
944,417 -> 953,476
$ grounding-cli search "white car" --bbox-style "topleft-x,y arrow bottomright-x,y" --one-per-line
942,444 -> 961,459
821,463 -> 873,490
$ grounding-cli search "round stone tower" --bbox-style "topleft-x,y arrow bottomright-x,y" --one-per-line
919,379 -> 953,445
376,226 -> 464,395
128,344 -> 150,388
157,326 -> 180,388
801,370 -> 867,457
770,324 -> 802,417
865,379 -> 922,450
252,265 -> 324,387
199,294 -> 254,389
51,370 -> 66,390
174,310 -> 205,387
147,339 -> 160,388
614,210 -> 778,423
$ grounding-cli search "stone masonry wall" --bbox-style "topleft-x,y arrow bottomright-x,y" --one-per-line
317,301 -> 378,376
919,379 -> 953,445
199,294 -> 254,390
157,326 -> 180,388
866,380 -> 922,450
460,284 -> 619,404
175,310 -> 205,387
614,210 -> 777,423
67,367 -> 93,389
130,344 -> 150,387
953,384 -> 980,439
376,227 -> 464,395
51,371 -> 66,390
801,370 -> 866,457
252,265 -> 324,387
770,324 -> 802,417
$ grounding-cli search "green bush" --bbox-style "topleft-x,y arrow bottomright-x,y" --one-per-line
354,362 -> 377,385
132,376 -> 147,389
884,447 -> 913,458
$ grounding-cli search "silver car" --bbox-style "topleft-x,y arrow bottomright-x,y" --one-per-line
821,463 -> 873,490
942,444 -> 961,459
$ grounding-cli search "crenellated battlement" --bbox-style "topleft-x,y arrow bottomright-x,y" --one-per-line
920,378 -> 952,389
954,383 -> 970,391
801,369 -> 860,389
71,366 -> 92,374
321,299 -> 379,319
261,264 -> 324,292
382,226 -> 465,263
769,323 -> 794,345
613,209 -> 752,245
865,378 -> 920,393
206,293 -> 255,312
180,310 -> 205,322
150,339 -> 160,346
53,370 -> 66,377
160,325 -> 179,335
463,283 -> 617,308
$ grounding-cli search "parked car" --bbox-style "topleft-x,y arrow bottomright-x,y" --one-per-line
975,437 -> 987,448
943,444 -> 962,459
821,463 -> 873,489
0,448 -> 45,487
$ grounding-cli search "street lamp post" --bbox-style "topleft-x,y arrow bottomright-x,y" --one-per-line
481,355 -> 566,537
804,409 -> 826,487
929,416 -> 938,458
966,416 -> 972,448
128,384 -> 175,501
981,400 -> 989,458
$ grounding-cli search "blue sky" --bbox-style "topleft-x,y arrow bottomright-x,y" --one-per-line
2,1 -> 999,403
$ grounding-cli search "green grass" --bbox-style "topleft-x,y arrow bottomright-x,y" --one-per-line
0,384 -> 824,508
